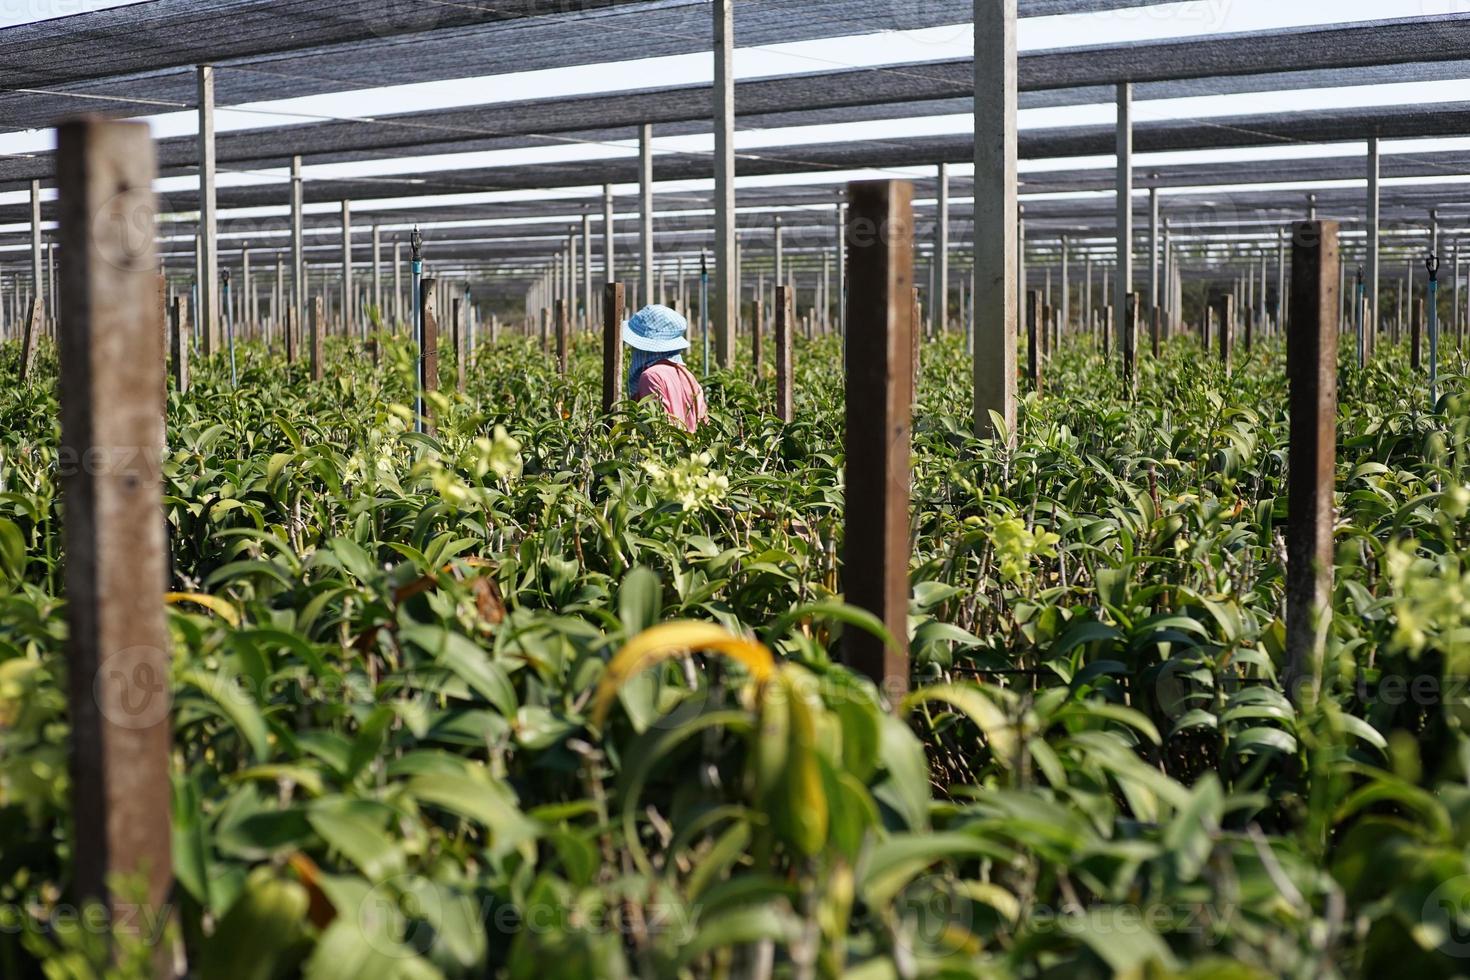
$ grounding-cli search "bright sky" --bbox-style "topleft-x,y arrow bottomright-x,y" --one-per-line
0,0 -> 1458,236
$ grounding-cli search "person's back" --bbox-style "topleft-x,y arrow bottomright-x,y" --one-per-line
636,359 -> 708,433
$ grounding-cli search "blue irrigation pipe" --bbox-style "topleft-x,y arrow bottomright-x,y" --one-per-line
700,251 -> 710,376
1428,254 -> 1440,408
411,226 -> 424,435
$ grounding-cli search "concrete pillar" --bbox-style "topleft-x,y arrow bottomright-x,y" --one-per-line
1115,82 -> 1133,358
290,155 -> 304,341
372,225 -> 382,320
639,123 -> 654,311
713,0 -> 737,366
936,161 -> 949,336
341,200 -> 354,336
603,184 -> 616,286
197,66 -> 219,354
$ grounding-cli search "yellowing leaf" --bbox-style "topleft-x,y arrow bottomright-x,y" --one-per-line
902,684 -> 1019,768
591,621 -> 775,728
167,591 -> 241,627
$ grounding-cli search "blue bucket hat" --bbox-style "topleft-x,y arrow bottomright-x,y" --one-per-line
622,304 -> 690,353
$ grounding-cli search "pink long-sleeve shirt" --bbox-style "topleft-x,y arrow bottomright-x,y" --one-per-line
636,361 -> 709,432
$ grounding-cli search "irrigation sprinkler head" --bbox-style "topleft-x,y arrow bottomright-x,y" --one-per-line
701,252 -> 708,277
220,269 -> 230,285
410,226 -> 423,261
1427,254 -> 1441,282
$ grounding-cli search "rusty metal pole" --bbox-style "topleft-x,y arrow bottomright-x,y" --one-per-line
843,179 -> 914,697
1286,220 -> 1339,704
775,284 -> 793,422
56,117 -> 173,964
603,282 -> 625,414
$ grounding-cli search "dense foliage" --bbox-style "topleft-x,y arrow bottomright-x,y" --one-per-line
2,322 -> 1469,979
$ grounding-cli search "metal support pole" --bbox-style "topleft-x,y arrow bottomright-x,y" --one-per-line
582,212 -> 593,326
1115,82 -> 1133,361
974,0 -> 1018,439
197,66 -> 219,355
372,225 -> 382,323
1428,254 -> 1441,406
1060,235 -> 1070,336
836,201 -> 848,337
603,183 -> 616,286
1149,183 -> 1160,316
713,0 -> 736,367
639,123 -> 654,310
936,162 -> 949,336
341,200 -> 354,337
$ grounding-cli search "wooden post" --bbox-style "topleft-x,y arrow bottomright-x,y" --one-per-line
1026,289 -> 1042,392
1041,303 -> 1052,358
56,117 -> 173,962
170,295 -> 189,393
309,295 -> 324,382
19,295 -> 40,381
1102,306 -> 1113,359
1286,220 -> 1339,704
1412,297 -> 1424,370
843,179 -> 913,696
1150,305 -> 1161,359
602,282 -> 625,414
555,298 -> 569,376
775,284 -> 793,422
1123,292 -> 1139,386
539,307 -> 549,353
751,297 -> 764,373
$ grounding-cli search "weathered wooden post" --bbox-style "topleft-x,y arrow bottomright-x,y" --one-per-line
1123,292 -> 1139,386
309,295 -> 324,382
602,282 -> 625,414
539,307 -> 549,353
19,296 -> 40,381
775,284 -> 794,422
1102,306 -> 1113,359
843,179 -> 913,696
56,117 -> 173,966
1412,297 -> 1424,371
1026,289 -> 1042,392
169,295 -> 189,393
1286,220 -> 1339,705
1151,306 -> 1162,358
555,298 -> 570,376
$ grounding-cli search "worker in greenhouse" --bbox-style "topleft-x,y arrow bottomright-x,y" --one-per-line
624,304 -> 708,432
